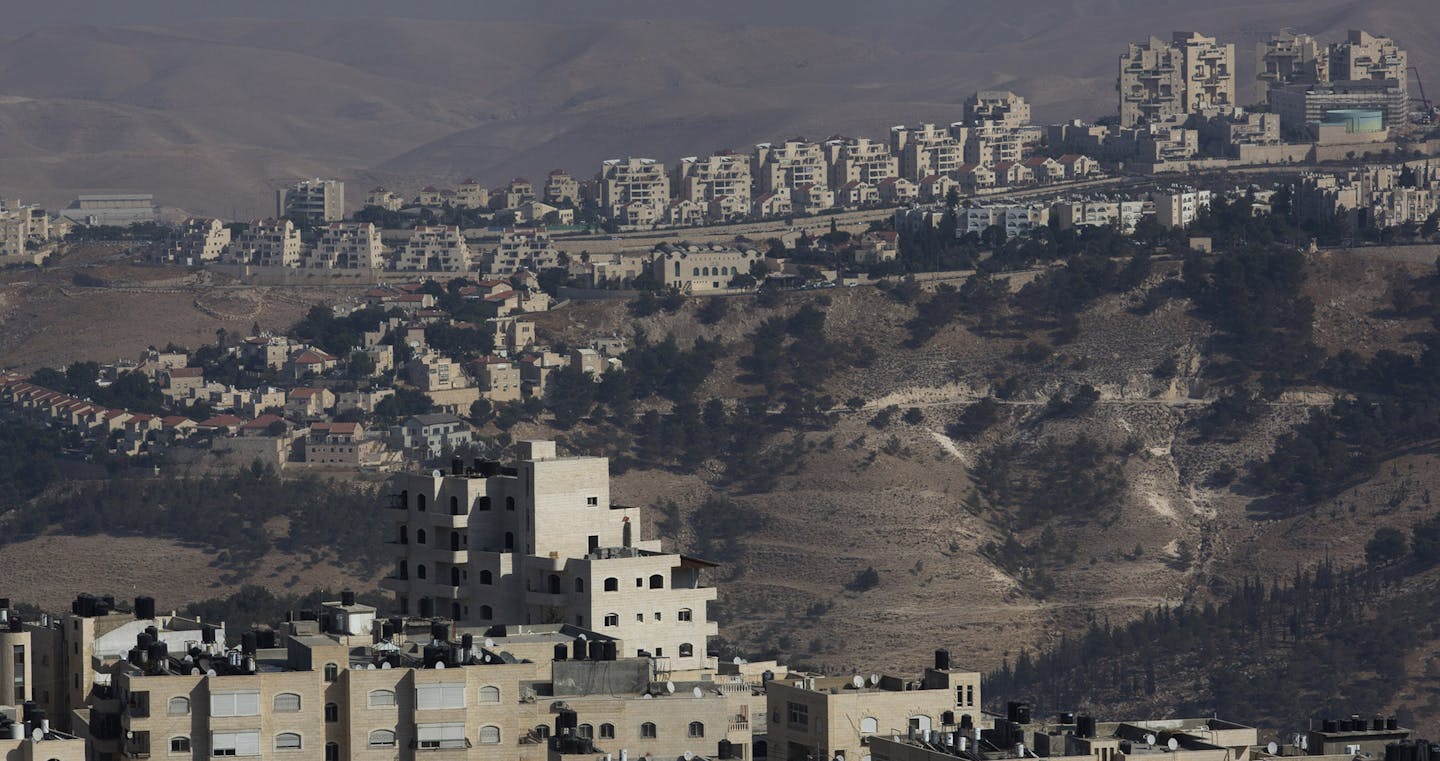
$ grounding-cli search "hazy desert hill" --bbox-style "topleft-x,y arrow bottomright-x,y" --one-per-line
0,0 -> 1434,216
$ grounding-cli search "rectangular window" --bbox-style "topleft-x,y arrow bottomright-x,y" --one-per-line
417,724 -> 467,749
787,702 -> 809,727
586,497 -> 599,506
415,683 -> 466,710
678,610 -> 693,622
966,685 -> 974,706
210,692 -> 261,717
12,645 -> 24,698
211,731 -> 261,757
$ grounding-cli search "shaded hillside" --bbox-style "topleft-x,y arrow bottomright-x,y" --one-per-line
1,0 -> 1435,215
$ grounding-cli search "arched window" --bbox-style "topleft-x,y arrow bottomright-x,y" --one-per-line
478,686 -> 500,703
416,529 -> 427,545
860,718 -> 878,735
649,574 -> 664,589
324,663 -> 338,682
417,564 -> 427,580
604,613 -> 618,627
678,608 -> 693,622
325,743 -> 339,761
679,643 -> 694,657
575,578 -> 585,593
399,525 -> 408,544
167,697 -> 190,716
417,494 -> 427,511
368,730 -> 396,748
400,490 -> 409,508
450,567 -> 461,586
505,496 -> 515,511
600,724 -> 615,740
548,574 -> 561,594
603,577 -> 618,592
480,605 -> 493,620
450,531 -> 461,551
688,722 -> 705,738
478,496 -> 492,511
451,602 -> 461,621
479,726 -> 501,745
398,560 -> 408,579
693,267 -> 700,276
325,703 -> 338,722
274,693 -> 301,712
535,725 -> 551,739
170,737 -> 190,753
504,532 -> 514,550
368,690 -> 396,708
276,733 -> 302,750
449,496 -> 459,514
578,725 -> 593,740
480,570 -> 493,584
641,722 -> 657,739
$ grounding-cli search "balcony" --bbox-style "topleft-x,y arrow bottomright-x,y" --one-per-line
379,576 -> 410,592
431,513 -> 468,529
124,732 -> 151,758
125,692 -> 149,718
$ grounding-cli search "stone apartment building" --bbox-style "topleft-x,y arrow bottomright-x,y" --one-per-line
964,91 -> 1031,130
890,124 -> 964,182
1151,188 -> 1213,229
164,218 -> 231,264
827,138 -> 899,189
307,223 -> 384,270
397,227 -> 473,273
364,187 -> 405,212
753,141 -> 830,195
484,228 -> 561,277
598,158 -> 670,225
381,440 -> 719,672
277,179 -> 345,224
1119,32 -> 1235,127
390,413 -> 473,458
406,350 -> 471,393
472,357 -> 523,403
543,170 -> 581,206
765,650 -> 983,761
455,180 -> 488,210
674,154 -> 752,218
226,220 -> 303,268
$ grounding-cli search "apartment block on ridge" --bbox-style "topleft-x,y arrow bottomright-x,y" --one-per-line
277,179 -> 345,224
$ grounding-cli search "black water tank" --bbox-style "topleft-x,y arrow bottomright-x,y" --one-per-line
341,590 -> 356,606
961,714 -> 974,730
554,643 -> 568,661
1059,713 -> 1076,725
7,615 -> 21,633
430,621 -> 449,642
461,633 -> 474,650
1324,720 -> 1338,733
557,709 -> 578,730
588,640 -> 603,661
241,632 -> 257,655
935,649 -> 951,670
0,598 -> 8,609
762,670 -> 774,683
1375,718 -> 1387,731
452,458 -> 464,475
256,630 -> 277,649
1077,716 -> 1096,739
423,644 -> 446,668
603,640 -> 617,660
201,625 -> 217,644
572,639 -> 586,660
380,622 -> 393,639
137,632 -> 154,650
134,596 -> 156,620
1388,718 -> 1399,731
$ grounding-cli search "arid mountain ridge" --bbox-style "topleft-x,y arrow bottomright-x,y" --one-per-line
0,0 -> 1434,217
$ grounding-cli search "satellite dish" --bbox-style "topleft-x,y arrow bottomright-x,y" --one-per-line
1268,743 -> 1279,755
692,687 -> 703,699
367,663 -> 377,670
852,676 -> 865,689
578,634 -> 587,641
685,753 -> 695,761
431,469 -> 442,477
1145,735 -> 1156,747
191,667 -> 201,676
434,661 -> 446,669
733,656 -> 743,665
1167,739 -> 1179,752
206,669 -> 218,677
32,729 -> 43,742
381,662 -> 392,669
869,674 -> 879,685
666,681 -> 676,694
642,694 -> 653,700
484,638 -> 495,648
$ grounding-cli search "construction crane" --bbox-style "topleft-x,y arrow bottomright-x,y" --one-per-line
1409,66 -> 1435,125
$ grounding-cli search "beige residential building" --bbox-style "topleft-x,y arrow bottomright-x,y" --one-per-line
790,184 -> 835,215
1119,32 -> 1235,127
765,651 -> 983,761
381,440 -> 719,671
473,358 -> 523,403
307,223 -> 384,270
543,170 -> 581,206
666,199 -> 707,227
487,317 -> 537,353
397,226 -> 472,273
753,141 -> 830,195
827,138 -> 898,189
890,124 -> 964,182
406,350 -> 472,392
599,159 -> 669,224
305,422 -> 388,467
165,218 -> 231,264
653,244 -> 760,293
497,178 -> 535,210
963,91 -> 1031,130
485,228 -> 561,276
1256,31 -> 1329,96
364,187 -> 405,212
226,220 -> 303,268
1151,188 -> 1213,228
277,179 -> 345,224
455,180 -> 488,210
1329,30 -> 1407,88
674,154 -> 751,218
876,178 -> 918,204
